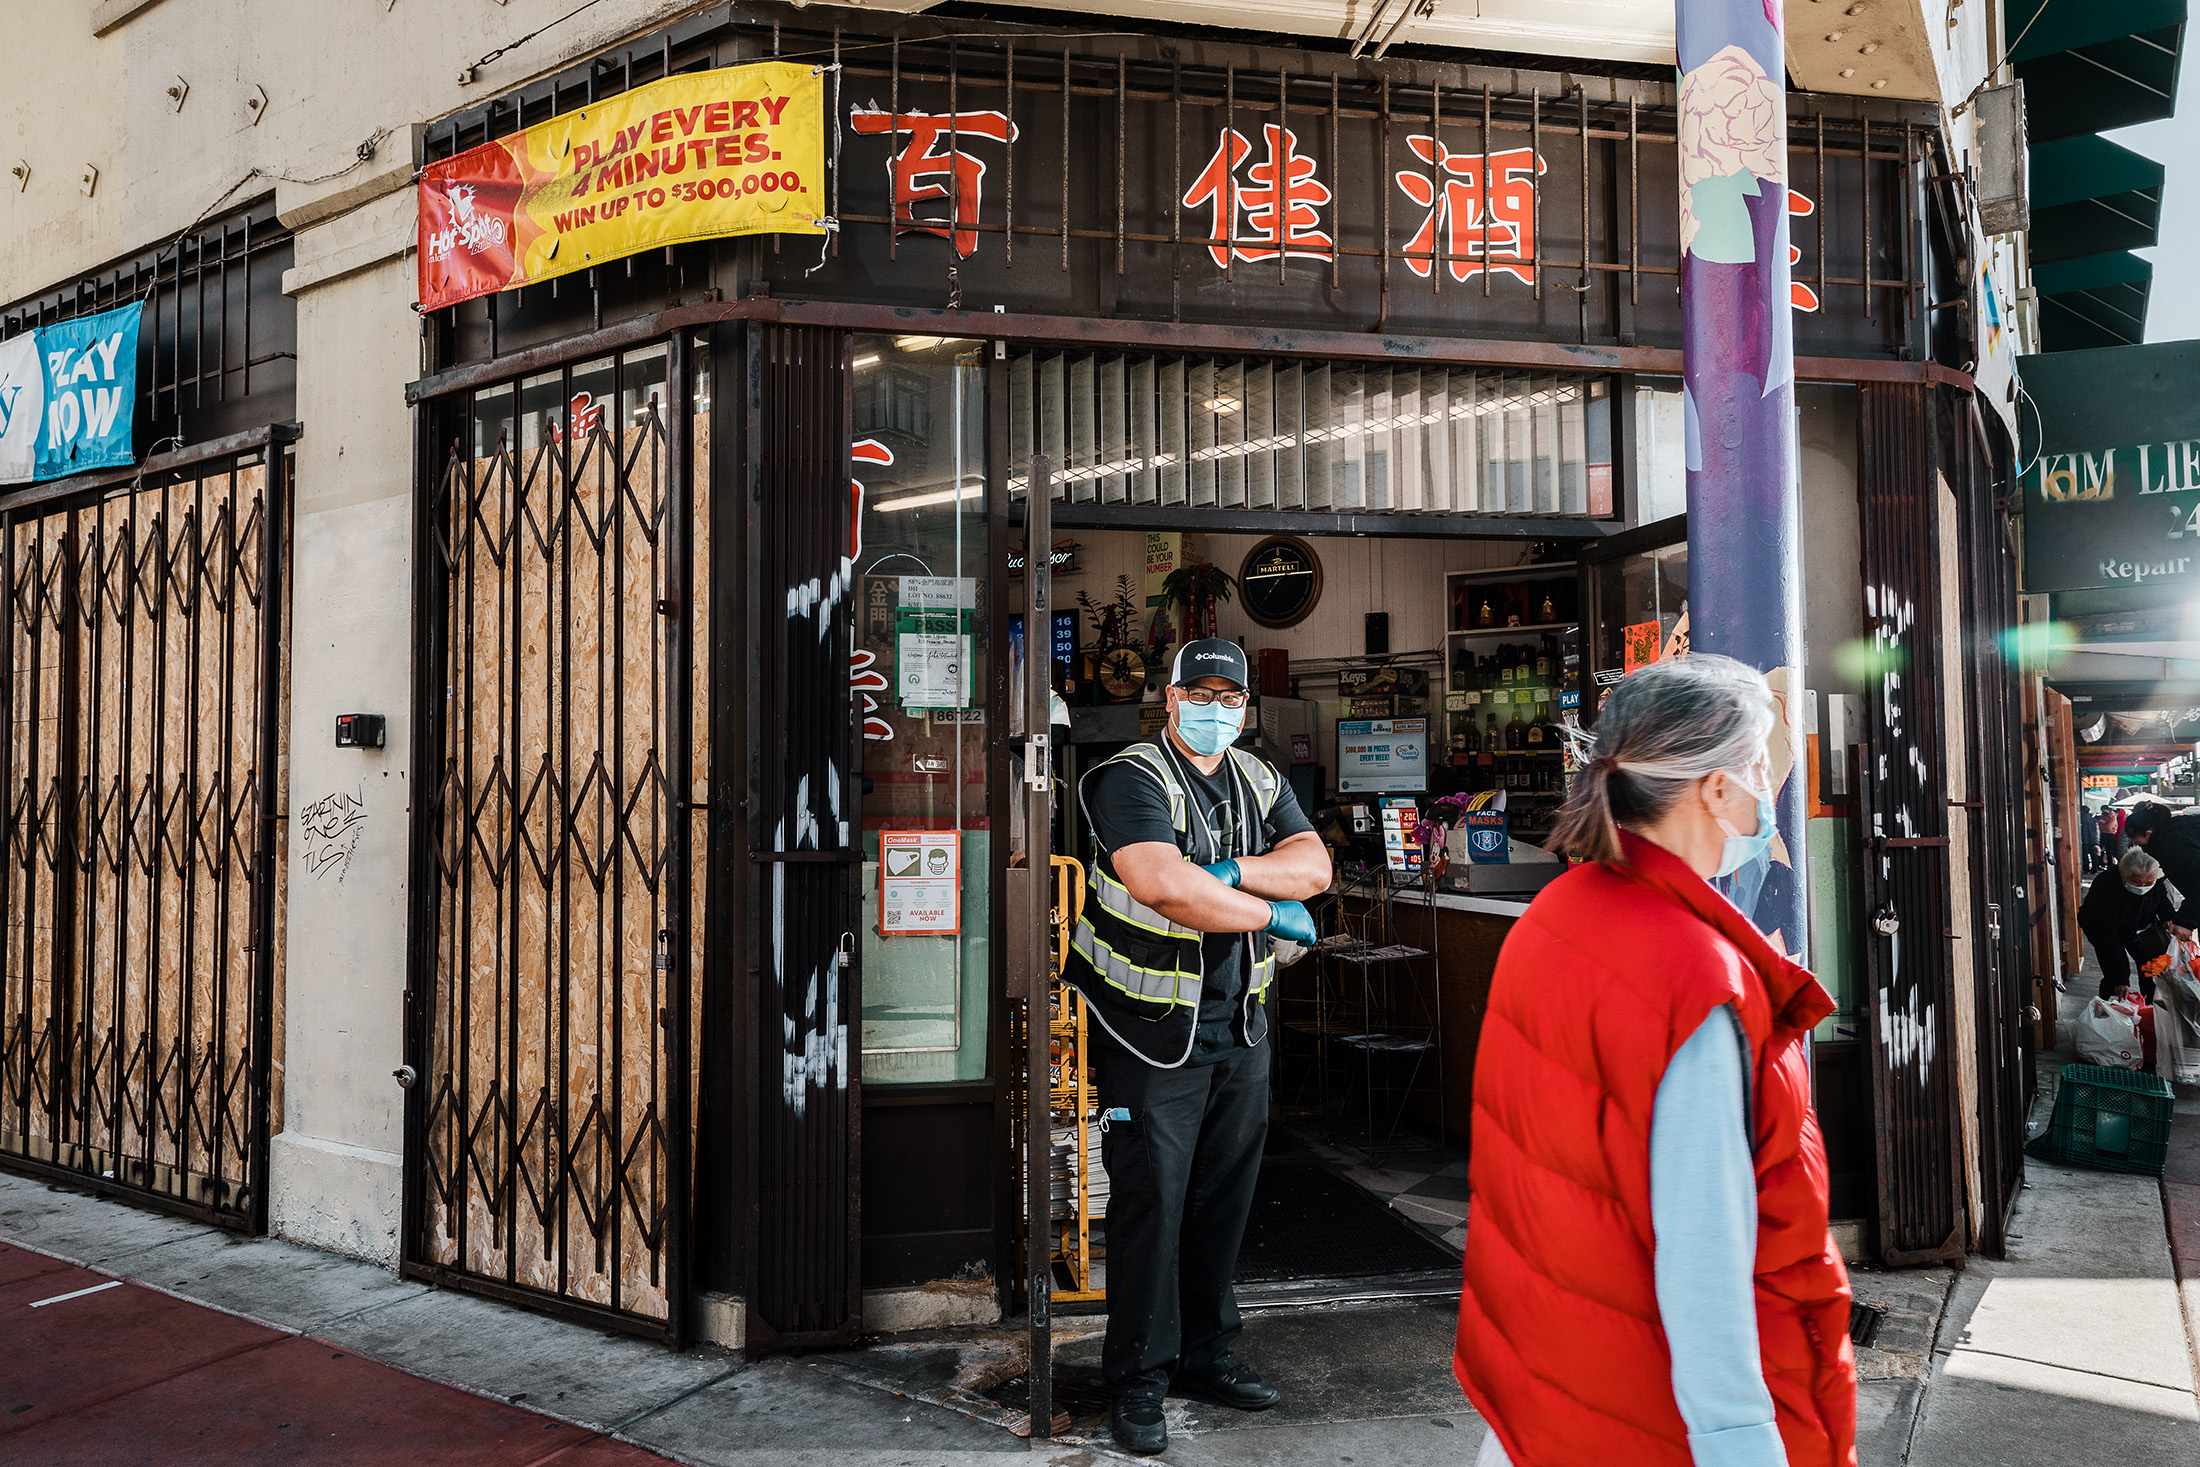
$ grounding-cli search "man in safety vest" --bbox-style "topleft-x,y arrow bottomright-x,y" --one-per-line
1064,638 -> 1328,1456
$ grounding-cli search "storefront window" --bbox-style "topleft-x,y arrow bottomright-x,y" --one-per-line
854,336 -> 991,1083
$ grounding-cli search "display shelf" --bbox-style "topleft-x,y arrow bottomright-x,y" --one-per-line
1450,623 -> 1580,639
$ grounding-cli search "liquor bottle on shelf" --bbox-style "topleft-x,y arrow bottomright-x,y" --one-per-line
1451,661 -> 1468,693
1537,586 -> 1558,624
1526,699 -> 1547,750
1535,637 -> 1553,680
1452,720 -> 1469,761
1475,591 -> 1498,628
1484,714 -> 1501,761
1505,704 -> 1526,751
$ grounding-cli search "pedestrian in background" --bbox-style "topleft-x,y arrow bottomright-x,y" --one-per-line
2077,847 -> 2186,1002
1454,654 -> 1858,1467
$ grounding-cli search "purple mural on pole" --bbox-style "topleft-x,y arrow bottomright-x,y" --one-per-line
1679,0 -> 1807,954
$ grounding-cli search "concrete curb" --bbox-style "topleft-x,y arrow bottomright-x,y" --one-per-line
2164,1082 -> 2200,1394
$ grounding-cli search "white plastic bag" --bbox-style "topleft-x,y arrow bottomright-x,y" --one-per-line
2159,938 -> 2200,1085
2074,996 -> 2146,1070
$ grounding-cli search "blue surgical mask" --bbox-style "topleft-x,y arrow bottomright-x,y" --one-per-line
1713,777 -> 1776,878
1175,698 -> 1246,757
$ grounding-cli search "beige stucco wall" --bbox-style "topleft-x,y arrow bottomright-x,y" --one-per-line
0,0 -> 722,1263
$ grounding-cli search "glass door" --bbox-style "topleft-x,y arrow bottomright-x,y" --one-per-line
851,336 -> 993,1084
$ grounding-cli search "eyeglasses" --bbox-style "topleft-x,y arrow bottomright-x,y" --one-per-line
1178,687 -> 1249,709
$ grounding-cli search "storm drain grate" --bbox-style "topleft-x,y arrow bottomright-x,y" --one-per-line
1849,1301 -> 1886,1348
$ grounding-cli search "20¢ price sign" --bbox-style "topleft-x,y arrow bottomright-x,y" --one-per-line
419,60 -> 825,312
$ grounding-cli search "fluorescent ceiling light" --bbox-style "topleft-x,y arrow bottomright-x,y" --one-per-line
894,335 -> 946,352
876,481 -> 982,512
853,353 -> 882,369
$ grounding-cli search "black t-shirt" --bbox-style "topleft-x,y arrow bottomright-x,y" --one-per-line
1083,740 -> 1316,1063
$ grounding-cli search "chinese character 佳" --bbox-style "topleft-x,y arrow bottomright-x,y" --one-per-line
1182,124 -> 1333,267
849,108 -> 1019,258
1394,136 -> 1546,285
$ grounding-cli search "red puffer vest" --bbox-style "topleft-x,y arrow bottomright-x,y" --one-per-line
1455,831 -> 1856,1467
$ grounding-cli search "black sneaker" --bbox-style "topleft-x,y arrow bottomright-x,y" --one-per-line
1109,1395 -> 1168,1455
1173,1356 -> 1281,1412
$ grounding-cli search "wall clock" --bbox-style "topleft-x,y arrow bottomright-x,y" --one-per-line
1239,535 -> 1323,629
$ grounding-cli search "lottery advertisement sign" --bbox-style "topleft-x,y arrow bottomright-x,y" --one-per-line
0,301 -> 143,486
419,60 -> 825,310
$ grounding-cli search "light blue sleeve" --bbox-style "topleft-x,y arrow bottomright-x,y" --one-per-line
1650,1006 -> 1788,1467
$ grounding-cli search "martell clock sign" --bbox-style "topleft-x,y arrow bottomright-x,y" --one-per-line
1239,536 -> 1323,629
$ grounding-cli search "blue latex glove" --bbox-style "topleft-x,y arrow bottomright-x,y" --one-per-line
1201,859 -> 1243,888
1263,900 -> 1316,945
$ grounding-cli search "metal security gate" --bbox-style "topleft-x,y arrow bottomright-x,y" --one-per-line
1853,382 -> 1965,1264
745,323 -> 862,1349
405,337 -> 705,1342
1949,396 -> 2028,1256
1,430 -> 292,1230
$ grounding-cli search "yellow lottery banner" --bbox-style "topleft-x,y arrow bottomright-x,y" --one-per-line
419,60 -> 824,310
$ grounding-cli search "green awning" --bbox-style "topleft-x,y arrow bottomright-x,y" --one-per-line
2034,251 -> 2154,352
2010,0 -> 2186,142
2028,135 -> 2164,263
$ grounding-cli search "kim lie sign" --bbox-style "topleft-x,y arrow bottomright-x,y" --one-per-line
0,301 -> 144,485
2022,434 -> 2200,592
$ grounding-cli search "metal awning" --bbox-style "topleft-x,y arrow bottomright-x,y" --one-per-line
2034,250 -> 2154,351
2009,0 -> 2186,142
2026,134 -> 2164,263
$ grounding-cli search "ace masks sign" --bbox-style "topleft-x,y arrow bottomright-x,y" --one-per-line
0,301 -> 144,485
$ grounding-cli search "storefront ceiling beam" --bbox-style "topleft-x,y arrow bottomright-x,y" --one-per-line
406,299 -> 1977,405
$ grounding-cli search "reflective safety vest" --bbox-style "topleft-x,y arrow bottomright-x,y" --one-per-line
1065,739 -> 1284,1066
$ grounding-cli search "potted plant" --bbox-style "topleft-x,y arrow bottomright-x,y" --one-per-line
1158,561 -> 1237,642
1078,575 -> 1151,704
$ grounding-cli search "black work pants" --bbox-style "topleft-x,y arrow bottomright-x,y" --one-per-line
1095,1037 -> 1269,1400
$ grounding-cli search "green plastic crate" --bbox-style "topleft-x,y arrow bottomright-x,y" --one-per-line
2027,1064 -> 2176,1176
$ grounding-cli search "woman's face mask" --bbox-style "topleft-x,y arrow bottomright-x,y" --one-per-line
1711,769 -> 1777,878
2128,880 -> 2158,898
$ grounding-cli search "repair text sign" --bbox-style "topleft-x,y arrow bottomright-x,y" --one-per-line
418,60 -> 825,311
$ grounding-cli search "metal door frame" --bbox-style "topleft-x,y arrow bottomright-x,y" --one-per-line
0,425 -> 293,1232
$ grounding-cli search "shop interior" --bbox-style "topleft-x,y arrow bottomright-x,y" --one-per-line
1030,525 -> 1687,1296
848,335 -> 1691,1300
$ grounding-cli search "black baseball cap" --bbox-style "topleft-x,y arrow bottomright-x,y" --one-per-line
1171,638 -> 1250,688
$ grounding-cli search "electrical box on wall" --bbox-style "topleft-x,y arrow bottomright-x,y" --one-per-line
335,713 -> 386,749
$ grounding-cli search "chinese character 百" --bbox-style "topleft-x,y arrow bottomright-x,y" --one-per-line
1182,124 -> 1333,268
850,109 -> 1018,258
1394,137 -> 1545,285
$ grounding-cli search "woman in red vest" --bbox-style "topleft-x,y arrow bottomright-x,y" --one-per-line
1455,654 -> 1857,1467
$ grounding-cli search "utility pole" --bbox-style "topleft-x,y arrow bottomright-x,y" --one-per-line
1678,0 -> 1809,953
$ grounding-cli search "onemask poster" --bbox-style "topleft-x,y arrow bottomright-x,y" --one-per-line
0,301 -> 142,485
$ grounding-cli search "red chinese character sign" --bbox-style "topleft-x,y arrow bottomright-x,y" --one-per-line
1394,139 -> 1546,285
849,109 -> 1018,258
1181,125 -> 1333,265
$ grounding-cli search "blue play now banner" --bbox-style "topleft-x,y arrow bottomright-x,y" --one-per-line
0,301 -> 144,486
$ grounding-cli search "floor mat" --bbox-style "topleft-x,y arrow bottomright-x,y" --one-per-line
1235,1158 -> 1461,1284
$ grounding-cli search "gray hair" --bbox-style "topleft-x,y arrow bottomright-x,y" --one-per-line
1547,654 -> 1777,865
2120,846 -> 2162,882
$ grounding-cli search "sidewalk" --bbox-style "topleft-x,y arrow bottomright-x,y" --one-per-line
1904,973 -> 2200,1464
8,981 -> 2196,1465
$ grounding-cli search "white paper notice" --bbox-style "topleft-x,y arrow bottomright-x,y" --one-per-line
879,831 -> 960,935
898,631 -> 971,709
898,576 -> 977,609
